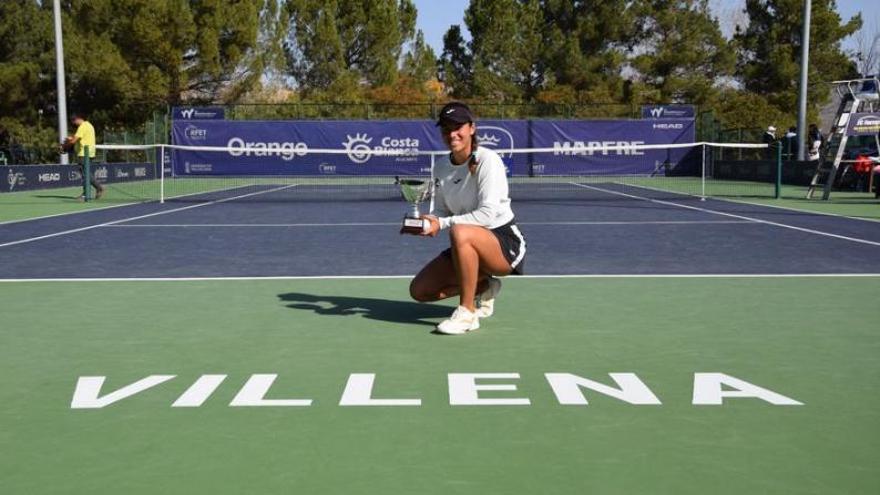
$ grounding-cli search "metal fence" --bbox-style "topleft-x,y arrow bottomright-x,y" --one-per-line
225,102 -> 640,121
6,104 -> 781,165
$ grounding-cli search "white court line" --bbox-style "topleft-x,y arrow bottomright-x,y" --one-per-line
617,181 -> 880,224
617,180 -> 880,224
719,197 -> 880,223
100,220 -> 755,228
0,184 -> 298,249
0,184 -> 258,226
0,200 -> 140,226
570,182 -> 880,248
1,273 -> 879,282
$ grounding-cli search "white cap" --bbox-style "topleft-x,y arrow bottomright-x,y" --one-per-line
767,126 -> 776,132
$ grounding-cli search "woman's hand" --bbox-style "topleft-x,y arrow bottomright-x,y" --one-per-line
421,215 -> 441,237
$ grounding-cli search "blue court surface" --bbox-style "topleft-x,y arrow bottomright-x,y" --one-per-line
1,182 -> 879,279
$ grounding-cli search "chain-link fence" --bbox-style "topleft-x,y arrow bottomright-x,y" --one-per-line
226,102 -> 640,121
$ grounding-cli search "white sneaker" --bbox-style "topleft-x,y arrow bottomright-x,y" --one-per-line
436,306 -> 480,335
476,277 -> 502,318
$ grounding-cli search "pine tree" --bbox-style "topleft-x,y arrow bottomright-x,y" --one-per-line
540,0 -> 641,102
0,0 -> 56,152
735,0 -> 861,117
438,24 -> 473,97
630,0 -> 735,104
285,0 -> 417,91
403,31 -> 438,84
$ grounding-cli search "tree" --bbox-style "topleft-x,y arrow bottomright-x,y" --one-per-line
850,16 -> 880,77
68,0 -> 268,106
540,0 -> 641,102
284,0 -> 348,92
630,0 -> 735,104
464,0 -> 545,102
735,0 -> 861,118
438,24 -> 472,97
402,30 -> 437,85
284,0 -> 417,91
1,0 -> 278,158
0,1 -> 57,160
0,0 -> 54,139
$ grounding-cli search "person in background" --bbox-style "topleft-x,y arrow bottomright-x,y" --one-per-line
762,126 -> 777,160
64,112 -> 104,200
873,162 -> 880,198
808,124 -> 824,162
783,127 -> 797,161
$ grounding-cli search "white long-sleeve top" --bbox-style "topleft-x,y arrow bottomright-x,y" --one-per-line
430,146 -> 514,230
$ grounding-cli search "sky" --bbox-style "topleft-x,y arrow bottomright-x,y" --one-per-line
413,0 -> 876,56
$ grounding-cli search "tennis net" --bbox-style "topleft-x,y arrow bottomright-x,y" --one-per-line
89,141 -> 797,204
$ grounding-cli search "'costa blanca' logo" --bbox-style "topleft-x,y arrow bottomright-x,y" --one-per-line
343,133 -> 421,164
343,133 -> 374,164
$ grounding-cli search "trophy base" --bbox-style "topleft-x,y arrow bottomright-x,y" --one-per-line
401,216 -> 428,235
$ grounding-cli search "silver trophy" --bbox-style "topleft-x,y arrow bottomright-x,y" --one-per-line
396,177 -> 432,235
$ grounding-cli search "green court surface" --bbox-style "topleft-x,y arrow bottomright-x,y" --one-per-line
0,185 -> 135,222
1,277 -> 877,494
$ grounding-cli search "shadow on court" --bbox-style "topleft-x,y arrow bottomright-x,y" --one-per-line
34,195 -> 79,200
278,292 -> 450,327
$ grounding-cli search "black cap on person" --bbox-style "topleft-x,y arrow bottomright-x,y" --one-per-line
436,101 -> 474,127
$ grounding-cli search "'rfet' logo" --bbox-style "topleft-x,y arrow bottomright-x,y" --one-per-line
185,125 -> 208,141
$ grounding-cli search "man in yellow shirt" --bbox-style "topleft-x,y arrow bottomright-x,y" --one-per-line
66,112 -> 104,200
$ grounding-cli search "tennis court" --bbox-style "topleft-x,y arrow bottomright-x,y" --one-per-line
1,167 -> 878,493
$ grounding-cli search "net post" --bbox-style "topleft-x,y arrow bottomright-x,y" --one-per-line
159,145 -> 165,204
428,153 -> 435,213
775,141 -> 782,199
83,146 -> 92,201
700,143 -> 706,201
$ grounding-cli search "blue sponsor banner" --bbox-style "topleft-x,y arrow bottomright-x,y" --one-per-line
171,119 -> 694,176
172,106 -> 226,120
172,120 -> 441,176
528,119 -> 696,175
641,105 -> 696,120
3,163 -> 155,193
845,112 -> 880,136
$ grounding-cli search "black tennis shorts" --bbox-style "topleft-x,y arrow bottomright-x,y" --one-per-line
441,220 -> 526,275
